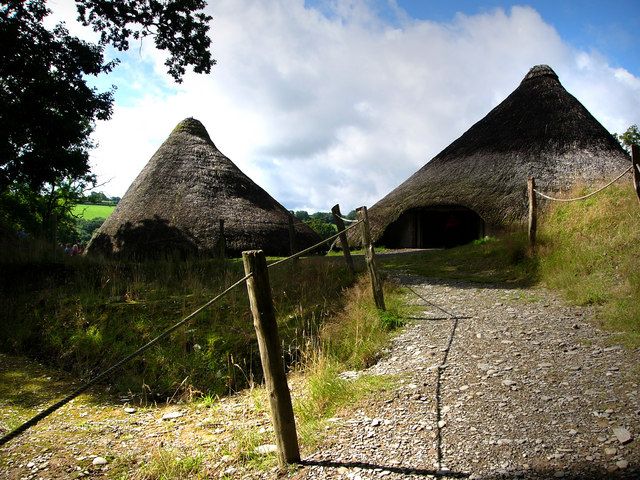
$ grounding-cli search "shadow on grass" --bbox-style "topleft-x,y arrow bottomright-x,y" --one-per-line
299,459 -> 637,479
0,354 -> 74,410
376,237 -> 539,290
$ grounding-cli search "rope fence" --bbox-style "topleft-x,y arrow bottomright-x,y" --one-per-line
533,165 -> 632,202
528,153 -> 639,247
267,219 -> 362,268
0,272 -> 253,448
0,208 -> 376,466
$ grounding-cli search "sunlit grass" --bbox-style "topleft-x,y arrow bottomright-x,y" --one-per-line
537,183 -> 639,346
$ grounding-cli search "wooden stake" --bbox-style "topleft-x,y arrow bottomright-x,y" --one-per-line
288,215 -> 297,258
356,206 -> 385,311
242,250 -> 300,466
528,177 -> 537,248
217,219 -> 226,260
632,144 -> 640,204
331,204 -> 355,277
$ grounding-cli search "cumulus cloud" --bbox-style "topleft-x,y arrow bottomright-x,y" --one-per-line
73,0 -> 640,212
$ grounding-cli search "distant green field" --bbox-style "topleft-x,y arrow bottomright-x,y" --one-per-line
73,204 -> 116,219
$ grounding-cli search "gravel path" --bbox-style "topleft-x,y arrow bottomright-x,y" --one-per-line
294,275 -> 639,480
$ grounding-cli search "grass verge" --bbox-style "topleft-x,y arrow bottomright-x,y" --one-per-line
72,204 -> 116,220
0,254 -> 355,398
378,234 -> 535,286
536,183 -> 639,346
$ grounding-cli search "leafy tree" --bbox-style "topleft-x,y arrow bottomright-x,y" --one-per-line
304,218 -> 336,240
85,191 -> 109,204
614,124 -> 640,153
74,217 -> 106,244
0,0 -> 214,238
310,211 -> 333,223
294,210 -> 310,221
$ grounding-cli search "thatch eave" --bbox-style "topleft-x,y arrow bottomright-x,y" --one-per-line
354,65 -> 630,248
87,118 -> 321,259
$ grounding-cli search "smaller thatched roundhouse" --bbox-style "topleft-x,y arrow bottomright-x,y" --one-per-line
362,65 -> 630,248
86,118 -> 320,258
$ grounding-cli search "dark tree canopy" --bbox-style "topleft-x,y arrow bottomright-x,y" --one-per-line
0,0 -> 214,236
0,0 -> 113,192
76,0 -> 214,82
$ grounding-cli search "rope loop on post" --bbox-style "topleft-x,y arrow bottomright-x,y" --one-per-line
533,165 -> 632,202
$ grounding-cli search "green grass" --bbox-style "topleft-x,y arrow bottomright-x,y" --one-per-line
0,255 -> 356,398
129,450 -> 206,480
378,234 -> 535,286
73,203 -> 116,219
536,183 -> 639,346
374,183 -> 638,347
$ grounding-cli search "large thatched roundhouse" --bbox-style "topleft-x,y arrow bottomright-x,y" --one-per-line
362,65 -> 630,249
86,118 -> 321,258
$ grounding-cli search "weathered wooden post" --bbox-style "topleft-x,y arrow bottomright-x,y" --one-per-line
632,144 -> 640,204
331,204 -> 355,277
288,215 -> 297,259
356,206 -> 385,311
217,219 -> 226,260
528,177 -> 537,247
242,250 -> 300,466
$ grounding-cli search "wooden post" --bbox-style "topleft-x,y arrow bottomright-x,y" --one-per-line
632,145 -> 640,204
528,177 -> 537,248
356,206 -> 385,311
217,219 -> 226,260
331,204 -> 355,277
242,250 -> 300,466
288,215 -> 297,258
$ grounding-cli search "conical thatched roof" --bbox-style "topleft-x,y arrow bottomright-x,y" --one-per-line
86,118 -> 321,258
362,65 -> 630,247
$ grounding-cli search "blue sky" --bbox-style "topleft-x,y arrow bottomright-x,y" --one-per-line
52,0 -> 640,212
393,1 -> 640,75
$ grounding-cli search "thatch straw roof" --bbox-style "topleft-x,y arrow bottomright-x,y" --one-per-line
361,65 -> 630,245
86,118 -> 320,258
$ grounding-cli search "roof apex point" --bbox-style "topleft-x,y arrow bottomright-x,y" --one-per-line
522,65 -> 559,83
171,117 -> 211,141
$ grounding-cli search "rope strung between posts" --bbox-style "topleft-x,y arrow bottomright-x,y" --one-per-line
534,165 -> 632,202
0,220 -> 363,446
0,273 -> 253,447
337,215 -> 358,223
267,219 -> 363,268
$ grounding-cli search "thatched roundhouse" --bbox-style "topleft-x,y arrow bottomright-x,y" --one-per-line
86,118 -> 320,258
363,65 -> 630,249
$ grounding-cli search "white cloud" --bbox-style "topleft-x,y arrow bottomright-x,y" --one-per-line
74,0 -> 640,212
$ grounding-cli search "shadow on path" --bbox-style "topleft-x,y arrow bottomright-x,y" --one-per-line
300,459 -> 469,478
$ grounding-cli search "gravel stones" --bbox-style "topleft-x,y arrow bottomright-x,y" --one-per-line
614,427 -> 633,445
295,275 -> 639,479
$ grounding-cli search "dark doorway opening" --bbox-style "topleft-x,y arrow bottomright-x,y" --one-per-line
379,205 -> 485,248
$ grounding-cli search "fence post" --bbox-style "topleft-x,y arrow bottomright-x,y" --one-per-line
528,177 -> 537,247
242,250 -> 300,466
217,219 -> 226,260
288,215 -> 297,259
331,204 -> 355,277
356,206 -> 385,311
632,144 -> 640,204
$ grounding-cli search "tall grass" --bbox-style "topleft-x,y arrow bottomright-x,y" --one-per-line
72,203 -> 116,220
537,183 -> 639,345
0,253 -> 356,398
293,277 -> 406,447
378,233 -> 535,286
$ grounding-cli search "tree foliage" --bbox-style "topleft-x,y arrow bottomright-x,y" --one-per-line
614,124 -> 640,153
76,0 -> 213,82
0,0 -> 214,238
304,217 -> 336,240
